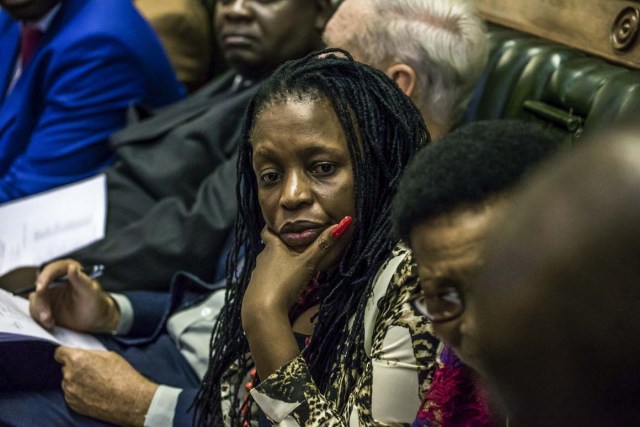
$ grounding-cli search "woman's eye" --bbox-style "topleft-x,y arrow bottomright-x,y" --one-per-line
312,163 -> 336,176
260,172 -> 281,184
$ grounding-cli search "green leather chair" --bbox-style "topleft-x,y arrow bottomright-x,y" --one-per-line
463,24 -> 640,140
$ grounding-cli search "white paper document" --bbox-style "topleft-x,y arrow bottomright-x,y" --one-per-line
0,174 -> 106,276
0,288 -> 105,391
0,288 -> 106,350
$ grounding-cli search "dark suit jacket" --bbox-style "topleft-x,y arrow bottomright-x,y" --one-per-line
0,0 -> 184,203
69,72 -> 260,291
116,271 -> 225,426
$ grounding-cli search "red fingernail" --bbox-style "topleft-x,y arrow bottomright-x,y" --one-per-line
331,216 -> 353,238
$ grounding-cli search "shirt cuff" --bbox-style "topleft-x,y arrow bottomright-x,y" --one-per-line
251,355 -> 310,423
109,293 -> 134,335
144,385 -> 182,427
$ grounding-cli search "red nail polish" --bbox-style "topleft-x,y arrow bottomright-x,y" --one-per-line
331,216 -> 353,238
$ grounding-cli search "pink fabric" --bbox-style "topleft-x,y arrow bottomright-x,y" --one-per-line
413,346 -> 494,427
20,24 -> 43,68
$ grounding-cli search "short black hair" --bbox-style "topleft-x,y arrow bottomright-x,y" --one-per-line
391,119 -> 561,242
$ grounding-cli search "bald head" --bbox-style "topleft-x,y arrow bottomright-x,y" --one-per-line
472,126 -> 640,426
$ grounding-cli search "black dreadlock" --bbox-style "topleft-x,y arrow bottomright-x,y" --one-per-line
194,48 -> 430,426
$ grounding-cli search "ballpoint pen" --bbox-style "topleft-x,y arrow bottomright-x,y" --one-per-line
14,264 -> 105,296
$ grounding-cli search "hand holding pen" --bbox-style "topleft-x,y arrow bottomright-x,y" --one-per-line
15,263 -> 104,296
27,260 -> 120,333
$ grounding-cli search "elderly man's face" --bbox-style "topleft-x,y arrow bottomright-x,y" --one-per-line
409,200 -> 505,372
216,0 -> 328,78
0,0 -> 59,21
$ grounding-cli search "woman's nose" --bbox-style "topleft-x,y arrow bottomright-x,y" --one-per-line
280,172 -> 313,209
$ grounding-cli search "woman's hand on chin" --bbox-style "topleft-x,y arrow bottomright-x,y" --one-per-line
244,217 -> 353,314
241,217 -> 352,378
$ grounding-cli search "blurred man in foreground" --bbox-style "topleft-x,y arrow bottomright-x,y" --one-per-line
471,125 -> 640,426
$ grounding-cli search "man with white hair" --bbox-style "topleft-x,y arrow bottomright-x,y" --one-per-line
324,0 -> 488,140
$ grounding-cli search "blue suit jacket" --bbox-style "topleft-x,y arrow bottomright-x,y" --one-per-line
0,0 -> 185,203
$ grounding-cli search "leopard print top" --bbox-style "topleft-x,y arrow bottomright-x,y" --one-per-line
250,245 -> 441,426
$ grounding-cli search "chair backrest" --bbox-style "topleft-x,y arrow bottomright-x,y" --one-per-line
463,24 -> 640,140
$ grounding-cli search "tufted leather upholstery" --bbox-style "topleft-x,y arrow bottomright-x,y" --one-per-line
463,24 -> 640,138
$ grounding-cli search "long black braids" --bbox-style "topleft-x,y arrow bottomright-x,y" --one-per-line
194,48 -> 430,426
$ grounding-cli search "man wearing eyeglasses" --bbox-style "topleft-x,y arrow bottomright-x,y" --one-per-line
391,120 -> 562,372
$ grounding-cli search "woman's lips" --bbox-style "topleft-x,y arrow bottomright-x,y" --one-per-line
280,228 -> 323,250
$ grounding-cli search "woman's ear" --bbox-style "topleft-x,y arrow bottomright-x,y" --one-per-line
314,0 -> 334,31
387,64 -> 417,98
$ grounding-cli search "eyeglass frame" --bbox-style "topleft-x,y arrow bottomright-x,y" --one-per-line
410,286 -> 465,323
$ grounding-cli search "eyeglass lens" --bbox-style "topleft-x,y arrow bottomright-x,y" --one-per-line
413,287 -> 463,322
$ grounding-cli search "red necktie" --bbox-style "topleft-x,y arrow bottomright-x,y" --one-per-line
20,24 -> 42,68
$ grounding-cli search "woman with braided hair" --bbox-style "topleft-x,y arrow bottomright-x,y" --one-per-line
194,48 -> 440,426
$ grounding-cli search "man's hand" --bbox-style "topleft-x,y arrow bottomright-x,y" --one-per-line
29,259 -> 120,333
55,347 -> 158,427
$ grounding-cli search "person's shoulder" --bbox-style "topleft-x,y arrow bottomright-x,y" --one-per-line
382,242 -> 414,279
73,0 -> 141,20
368,243 -> 415,304
48,0 -> 167,64
0,9 -> 17,31
56,0 -> 153,42
391,242 -> 411,261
